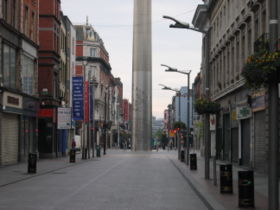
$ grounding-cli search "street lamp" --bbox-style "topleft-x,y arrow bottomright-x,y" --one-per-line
161,64 -> 191,166
82,60 -> 89,160
159,84 -> 182,159
89,77 -> 98,158
163,15 -> 211,180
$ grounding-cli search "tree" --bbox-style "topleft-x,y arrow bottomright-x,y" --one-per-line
173,121 -> 186,130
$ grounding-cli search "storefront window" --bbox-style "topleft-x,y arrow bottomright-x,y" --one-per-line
21,55 -> 35,95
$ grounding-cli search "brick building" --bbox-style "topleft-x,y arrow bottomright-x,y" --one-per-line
75,23 -> 114,155
38,0 -> 61,157
0,0 -> 39,165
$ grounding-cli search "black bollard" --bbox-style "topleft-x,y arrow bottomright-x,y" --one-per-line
238,170 -> 254,208
190,153 -> 197,170
28,153 -> 37,174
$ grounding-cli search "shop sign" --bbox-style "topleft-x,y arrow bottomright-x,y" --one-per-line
236,106 -> 252,120
38,109 -> 53,118
252,95 -> 265,111
57,107 -> 71,129
231,109 -> 237,121
3,92 -> 22,109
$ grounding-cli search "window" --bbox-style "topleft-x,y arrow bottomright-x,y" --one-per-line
24,6 -> 29,35
3,0 -> 8,20
90,48 -> 97,57
12,0 -> 16,27
21,55 -> 35,95
247,24 -> 252,55
254,17 -> 259,40
261,10 -> 266,34
31,12 -> 35,40
241,29 -> 245,62
236,34 -> 240,76
231,45 -> 235,82
3,44 -> 16,88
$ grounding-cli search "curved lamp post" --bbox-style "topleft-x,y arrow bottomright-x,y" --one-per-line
161,64 -> 191,166
163,15 -> 211,180
159,84 -> 182,160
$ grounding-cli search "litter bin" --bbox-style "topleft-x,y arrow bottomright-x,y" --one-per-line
220,164 -> 233,194
238,170 -> 254,208
69,149 -> 76,163
96,145 -> 101,157
28,153 -> 37,174
190,153 -> 197,170
180,150 -> 185,162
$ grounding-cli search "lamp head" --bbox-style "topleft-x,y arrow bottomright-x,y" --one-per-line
163,15 -> 190,29
170,22 -> 190,29
161,64 -> 178,72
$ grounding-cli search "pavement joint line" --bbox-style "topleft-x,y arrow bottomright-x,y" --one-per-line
169,158 -> 218,210
0,157 -> 100,189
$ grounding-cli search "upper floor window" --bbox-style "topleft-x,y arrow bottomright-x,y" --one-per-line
90,48 -> 97,57
21,55 -> 35,95
31,11 -> 35,40
2,44 -> 16,89
11,0 -> 16,27
3,0 -> 8,20
24,5 -> 29,35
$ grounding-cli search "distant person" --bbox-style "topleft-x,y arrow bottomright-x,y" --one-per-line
71,139 -> 76,151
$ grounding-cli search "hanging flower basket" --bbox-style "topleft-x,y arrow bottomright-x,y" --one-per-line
194,98 -> 220,115
242,50 -> 280,89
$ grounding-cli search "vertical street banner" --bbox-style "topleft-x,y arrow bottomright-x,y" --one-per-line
57,107 -> 72,129
89,83 -> 94,121
85,81 -> 89,122
72,77 -> 84,120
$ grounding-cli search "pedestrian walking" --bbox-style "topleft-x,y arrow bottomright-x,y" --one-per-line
71,139 -> 76,151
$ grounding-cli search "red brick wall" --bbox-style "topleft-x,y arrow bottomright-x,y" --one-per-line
39,0 -> 60,19
22,0 -> 39,44
38,66 -> 54,95
75,65 -> 83,76
38,0 -> 61,98
76,41 -> 83,56
123,99 -> 129,122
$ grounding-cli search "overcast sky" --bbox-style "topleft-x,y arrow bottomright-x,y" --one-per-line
61,0 -> 202,119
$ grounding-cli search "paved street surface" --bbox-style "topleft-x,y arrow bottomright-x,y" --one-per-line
0,149 -> 275,210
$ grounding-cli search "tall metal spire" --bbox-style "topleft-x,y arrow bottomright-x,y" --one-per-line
132,0 -> 152,151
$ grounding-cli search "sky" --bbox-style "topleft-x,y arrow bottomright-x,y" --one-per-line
61,0 -> 202,119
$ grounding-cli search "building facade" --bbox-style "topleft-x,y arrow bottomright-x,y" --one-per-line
193,0 -> 279,172
192,73 -> 203,151
173,87 -> 193,129
75,23 -> 113,154
38,0 -> 61,157
62,15 -> 76,153
0,0 -> 39,165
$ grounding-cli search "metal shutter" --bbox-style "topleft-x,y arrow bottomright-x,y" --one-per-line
2,114 -> 19,165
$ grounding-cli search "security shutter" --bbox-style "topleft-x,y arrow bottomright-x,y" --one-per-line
223,114 -> 231,161
2,114 -> 19,165
241,119 -> 251,166
254,111 -> 266,172
231,127 -> 239,163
